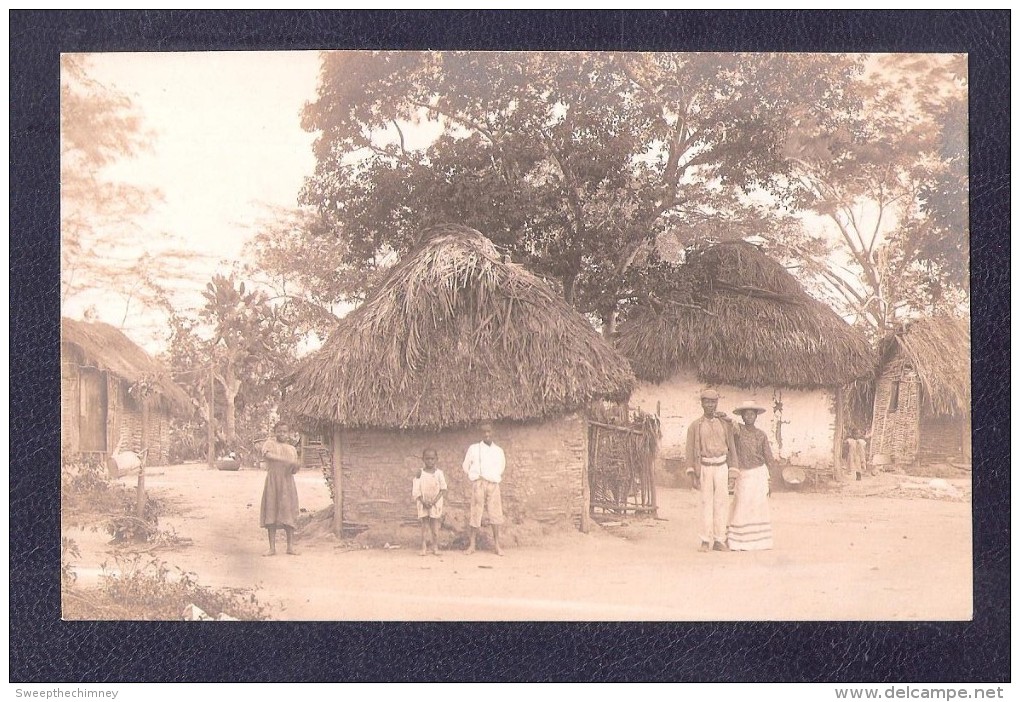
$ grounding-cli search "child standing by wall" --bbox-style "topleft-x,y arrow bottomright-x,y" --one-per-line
413,448 -> 447,556
846,428 -> 869,481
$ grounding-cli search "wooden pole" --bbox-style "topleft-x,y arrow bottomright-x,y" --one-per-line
962,415 -> 971,461
207,365 -> 216,468
913,381 -> 922,465
589,426 -> 601,520
580,423 -> 591,534
136,397 -> 149,518
833,387 -> 845,482
331,427 -> 344,537
648,450 -> 658,516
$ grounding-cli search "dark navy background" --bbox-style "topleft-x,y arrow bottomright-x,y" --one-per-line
10,10 -> 1009,682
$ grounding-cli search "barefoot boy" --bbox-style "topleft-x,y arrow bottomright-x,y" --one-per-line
462,422 -> 506,555
413,448 -> 447,556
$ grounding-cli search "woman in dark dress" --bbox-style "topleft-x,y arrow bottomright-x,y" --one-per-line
259,422 -> 301,556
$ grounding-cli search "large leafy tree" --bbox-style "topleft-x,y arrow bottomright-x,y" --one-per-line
198,274 -> 300,446
242,205 -> 365,338
781,54 -> 968,336
916,59 -> 968,289
299,51 -> 862,333
61,55 -> 156,303
161,312 -> 211,462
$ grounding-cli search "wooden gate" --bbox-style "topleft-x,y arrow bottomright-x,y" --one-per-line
587,416 -> 658,516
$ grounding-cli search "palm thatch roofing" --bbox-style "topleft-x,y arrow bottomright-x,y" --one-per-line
61,317 -> 192,416
617,241 -> 874,389
285,224 -> 635,430
878,316 -> 970,417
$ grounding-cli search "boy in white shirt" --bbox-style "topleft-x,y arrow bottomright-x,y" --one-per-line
462,422 -> 506,555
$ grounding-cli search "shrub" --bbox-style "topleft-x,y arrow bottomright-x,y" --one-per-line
168,420 -> 207,464
61,458 -> 109,497
100,552 -> 271,620
61,457 -> 170,543
61,537 -> 80,588
62,552 -> 272,621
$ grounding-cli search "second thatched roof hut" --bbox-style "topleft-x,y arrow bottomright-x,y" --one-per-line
617,241 -> 874,478
869,316 -> 970,466
285,224 -> 635,537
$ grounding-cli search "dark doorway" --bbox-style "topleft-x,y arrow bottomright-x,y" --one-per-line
78,368 -> 108,452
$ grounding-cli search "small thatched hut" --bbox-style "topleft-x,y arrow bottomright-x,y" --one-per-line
869,316 -> 971,466
61,317 -> 191,470
617,242 -> 874,474
285,224 -> 635,533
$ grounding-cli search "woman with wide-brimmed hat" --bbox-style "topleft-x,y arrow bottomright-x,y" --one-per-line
727,400 -> 775,551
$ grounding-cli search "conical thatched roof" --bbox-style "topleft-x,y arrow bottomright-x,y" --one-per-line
285,224 -> 635,430
617,242 -> 874,389
879,316 -> 970,417
61,317 -> 192,416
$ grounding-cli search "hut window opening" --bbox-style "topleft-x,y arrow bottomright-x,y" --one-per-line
303,432 -> 326,448
300,431 -> 332,469
888,381 -> 900,413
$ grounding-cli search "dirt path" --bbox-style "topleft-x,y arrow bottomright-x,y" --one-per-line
67,464 -> 972,621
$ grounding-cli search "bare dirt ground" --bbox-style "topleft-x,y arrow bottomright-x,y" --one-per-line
66,463 -> 973,621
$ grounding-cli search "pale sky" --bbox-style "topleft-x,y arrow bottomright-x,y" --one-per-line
63,51 -> 322,351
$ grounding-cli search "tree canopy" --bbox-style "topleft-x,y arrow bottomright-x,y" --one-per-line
298,51 -> 866,332
199,273 -> 299,444
781,54 -> 968,335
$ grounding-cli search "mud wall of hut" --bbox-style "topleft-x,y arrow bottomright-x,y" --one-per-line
629,373 -> 837,467
920,415 -> 970,462
336,414 -> 587,528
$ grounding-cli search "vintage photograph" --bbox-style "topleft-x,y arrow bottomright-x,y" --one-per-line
59,50 -> 971,622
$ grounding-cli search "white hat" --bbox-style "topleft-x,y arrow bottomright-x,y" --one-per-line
732,400 -> 767,416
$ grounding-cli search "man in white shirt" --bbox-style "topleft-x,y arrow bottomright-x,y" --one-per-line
463,422 -> 506,555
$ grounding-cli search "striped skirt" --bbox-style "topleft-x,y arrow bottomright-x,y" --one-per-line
727,465 -> 773,551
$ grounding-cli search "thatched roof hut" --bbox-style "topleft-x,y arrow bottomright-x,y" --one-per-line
618,242 -> 874,475
284,224 -> 636,536
617,241 -> 874,388
287,224 -> 635,430
61,317 -> 190,468
876,316 -> 970,417
61,318 -> 191,414
870,316 -> 970,464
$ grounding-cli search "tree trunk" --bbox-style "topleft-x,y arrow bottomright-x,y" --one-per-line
833,387 -> 845,482
207,366 -> 216,468
331,427 -> 344,537
223,389 -> 238,442
136,397 -> 149,518
562,274 -> 576,305
216,359 -> 241,443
